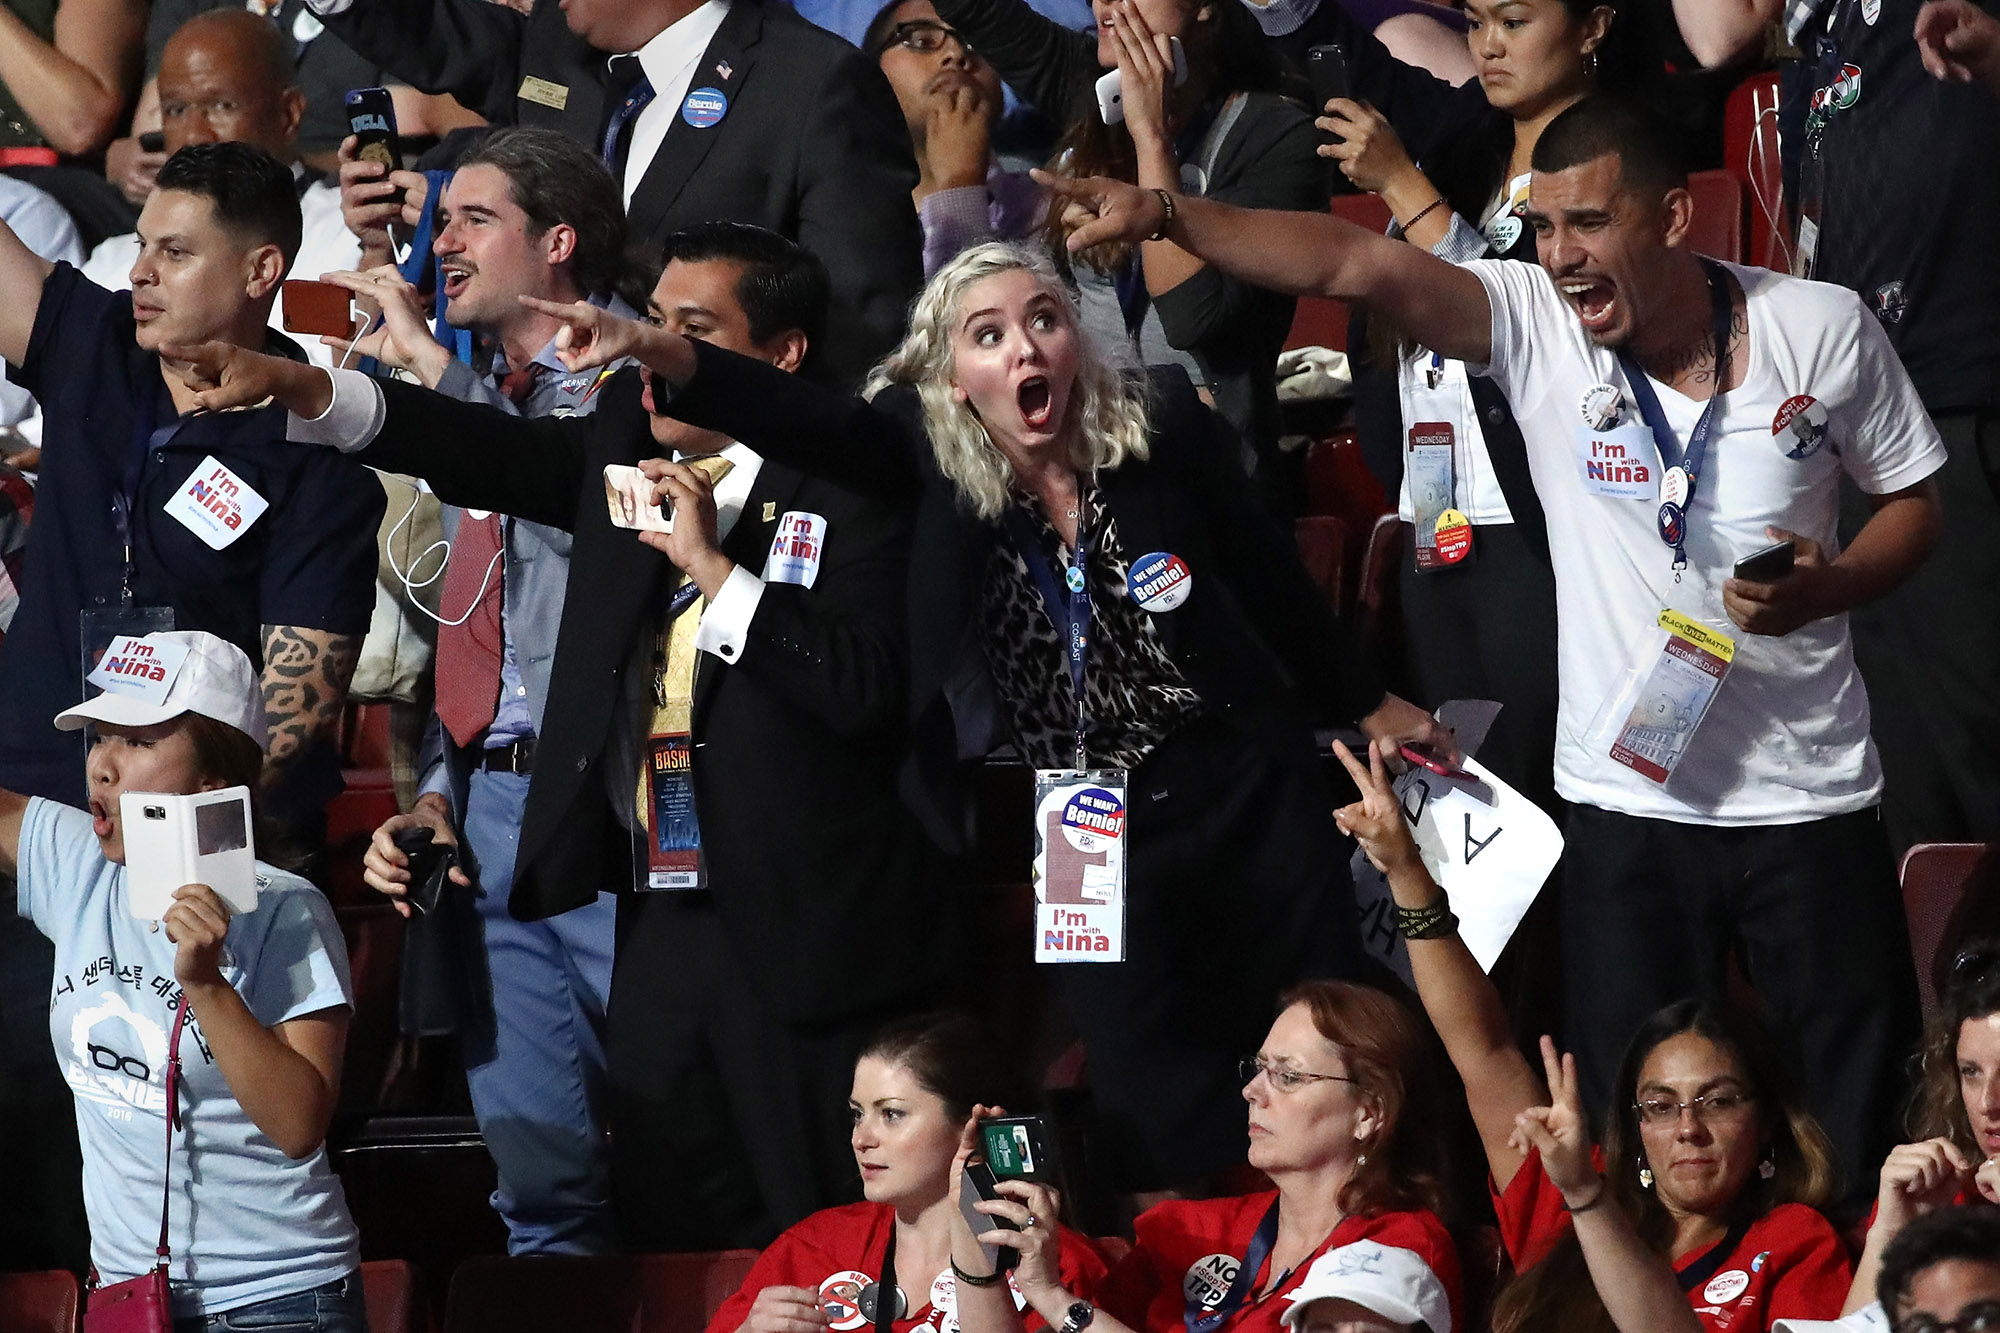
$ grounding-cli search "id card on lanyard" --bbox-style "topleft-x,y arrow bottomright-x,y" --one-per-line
634,579 -> 706,890
1404,354 -> 1472,570
1002,493 -> 1129,964
82,384 -> 184,690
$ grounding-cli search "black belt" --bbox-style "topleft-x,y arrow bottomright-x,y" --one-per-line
475,738 -> 536,775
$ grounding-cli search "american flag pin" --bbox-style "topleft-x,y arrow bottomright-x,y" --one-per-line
717,60 -> 733,79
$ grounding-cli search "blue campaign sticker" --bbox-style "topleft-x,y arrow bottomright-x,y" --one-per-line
1127,551 -> 1192,612
1060,786 -> 1126,847
681,86 -> 728,129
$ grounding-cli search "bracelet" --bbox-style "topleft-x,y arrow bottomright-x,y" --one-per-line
1146,188 -> 1176,242
950,1259 -> 1004,1288
1394,891 -> 1458,940
1563,1178 -> 1609,1215
1399,197 -> 1448,232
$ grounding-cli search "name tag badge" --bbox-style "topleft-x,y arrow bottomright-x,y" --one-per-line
1407,422 -> 1464,570
1574,420 -> 1659,501
1032,768 -> 1128,963
517,75 -> 570,111
162,457 -> 269,549
1606,610 -> 1736,784
639,732 -> 703,890
763,510 -> 827,588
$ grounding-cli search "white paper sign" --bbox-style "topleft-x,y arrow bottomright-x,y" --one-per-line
1351,755 -> 1563,983
87,634 -> 191,706
162,457 -> 269,550
764,510 -> 827,588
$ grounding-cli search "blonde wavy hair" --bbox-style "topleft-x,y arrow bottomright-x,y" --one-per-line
863,241 -> 1152,522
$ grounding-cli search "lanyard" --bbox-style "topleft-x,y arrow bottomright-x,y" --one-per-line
1183,1200 -> 1281,1333
1000,484 -> 1095,769
1675,1216 -> 1752,1295
867,1221 -> 906,1333
112,380 -> 186,603
1614,260 -> 1734,577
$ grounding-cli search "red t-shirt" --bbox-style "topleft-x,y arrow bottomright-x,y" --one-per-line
1095,1192 -> 1463,1333
705,1202 -> 1111,1333
1491,1148 -> 1852,1331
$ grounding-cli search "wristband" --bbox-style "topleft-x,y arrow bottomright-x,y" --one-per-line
1394,891 -> 1458,940
950,1259 -> 1003,1288
1563,1178 -> 1609,1214
1146,189 -> 1176,242
1399,197 -> 1448,232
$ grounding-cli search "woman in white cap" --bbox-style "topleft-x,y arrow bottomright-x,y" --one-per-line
0,629 -> 366,1332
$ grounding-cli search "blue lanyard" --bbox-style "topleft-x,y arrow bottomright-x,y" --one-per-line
111,379 -> 186,603
999,484 -> 1095,768
1183,1200 -> 1281,1333
1614,260 -> 1735,575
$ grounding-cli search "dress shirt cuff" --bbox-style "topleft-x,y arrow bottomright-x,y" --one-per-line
694,565 -> 764,664
920,184 -> 997,276
1239,0 -> 1320,38
1431,212 -> 1491,265
417,761 -> 452,805
287,367 -> 386,453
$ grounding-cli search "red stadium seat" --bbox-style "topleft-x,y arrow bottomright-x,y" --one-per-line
1722,70 -> 1789,271
0,1269 -> 81,1333
1295,516 -> 1352,617
361,1258 -> 431,1333
1685,170 -> 1746,264
1283,195 -> 1395,353
1899,842 -> 2000,1026
441,1251 -> 762,1333
1096,1236 -> 1133,1265
335,903 -> 407,1110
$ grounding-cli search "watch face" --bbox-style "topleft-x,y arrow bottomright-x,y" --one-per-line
1064,1301 -> 1094,1332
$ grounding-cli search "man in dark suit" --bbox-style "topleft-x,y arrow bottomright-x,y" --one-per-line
305,0 -> 922,386
172,223 -> 949,1249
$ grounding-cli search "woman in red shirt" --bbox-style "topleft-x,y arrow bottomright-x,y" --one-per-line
955,979 -> 1462,1333
1845,945 -> 2000,1312
1336,740 -> 1850,1333
706,1013 -> 1109,1333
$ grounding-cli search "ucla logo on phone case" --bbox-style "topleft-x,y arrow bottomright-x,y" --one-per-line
681,86 -> 728,128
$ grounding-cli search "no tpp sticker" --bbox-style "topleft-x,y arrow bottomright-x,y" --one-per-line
1060,786 -> 1125,851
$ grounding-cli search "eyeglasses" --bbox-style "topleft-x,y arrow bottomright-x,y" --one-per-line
1632,1090 -> 1757,1127
874,19 -> 976,57
1239,1055 -> 1359,1094
1896,1301 -> 2000,1333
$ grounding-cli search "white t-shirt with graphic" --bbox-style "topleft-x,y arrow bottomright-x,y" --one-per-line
1466,259 -> 1945,824
16,797 -> 360,1317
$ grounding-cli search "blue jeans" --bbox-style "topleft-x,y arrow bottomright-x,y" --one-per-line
455,767 -> 617,1254
174,1274 -> 367,1332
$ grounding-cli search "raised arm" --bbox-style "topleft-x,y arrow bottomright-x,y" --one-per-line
1042,174 -> 1494,363
0,0 -> 146,156
306,0 -> 532,124
0,218 -> 56,369
930,0 -> 1099,122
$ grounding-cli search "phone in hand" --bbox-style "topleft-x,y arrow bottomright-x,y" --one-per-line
281,279 -> 356,338
604,463 -> 673,533
391,825 -> 458,916
1307,43 -> 1353,138
345,86 -> 402,173
980,1115 -> 1060,1183
138,130 -> 165,154
1094,35 -> 1189,125
1732,540 -> 1797,583
957,1161 -> 1020,1272
119,787 -> 259,921
1399,742 -> 1469,782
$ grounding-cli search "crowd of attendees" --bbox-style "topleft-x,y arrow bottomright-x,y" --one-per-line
0,0 -> 1997,1329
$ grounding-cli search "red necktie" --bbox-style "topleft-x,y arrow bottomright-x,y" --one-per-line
434,512 -> 506,748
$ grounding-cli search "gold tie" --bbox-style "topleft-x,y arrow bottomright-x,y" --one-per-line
636,452 -> 736,837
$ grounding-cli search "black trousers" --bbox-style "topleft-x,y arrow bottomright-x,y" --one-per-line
0,877 -> 88,1274
605,892 -> 886,1252
1056,713 -> 1369,1191
1560,805 -> 1918,1211
1846,408 -> 2000,851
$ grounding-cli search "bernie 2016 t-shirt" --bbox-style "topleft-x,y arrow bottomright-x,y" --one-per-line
1466,258 -> 1947,825
16,797 -> 361,1318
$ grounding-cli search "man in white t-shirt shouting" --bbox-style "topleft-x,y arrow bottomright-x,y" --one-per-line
1043,95 -> 1944,1203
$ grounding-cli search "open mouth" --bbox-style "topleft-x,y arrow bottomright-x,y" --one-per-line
1018,376 -> 1053,429
89,798 -> 114,840
441,264 -> 474,300
1560,278 -> 1618,334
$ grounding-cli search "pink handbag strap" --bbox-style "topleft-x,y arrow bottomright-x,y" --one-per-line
154,1000 -> 189,1267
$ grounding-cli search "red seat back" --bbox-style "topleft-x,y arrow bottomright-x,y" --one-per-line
0,1269 -> 81,1333
1722,70 -> 1789,271
361,1258 -> 431,1333
1899,842 -> 2000,1025
1685,170 -> 1746,264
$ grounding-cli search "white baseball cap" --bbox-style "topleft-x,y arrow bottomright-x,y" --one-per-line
1280,1242 -> 1453,1333
1772,1309 -> 1888,1333
55,630 -> 268,751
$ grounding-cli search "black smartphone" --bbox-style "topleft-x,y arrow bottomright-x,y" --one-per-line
1306,43 -> 1352,141
1732,540 -> 1796,583
392,824 -> 457,916
980,1115 -> 1060,1183
345,86 -> 402,173
138,130 -> 165,154
957,1161 -> 1020,1272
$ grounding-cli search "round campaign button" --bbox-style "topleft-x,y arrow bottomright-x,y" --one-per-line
819,1272 -> 874,1332
1182,1254 -> 1240,1311
1485,214 -> 1523,252
1064,564 -> 1086,592
1580,383 -> 1623,431
1702,1269 -> 1751,1305
1660,466 -> 1690,508
1657,502 -> 1686,547
1772,394 -> 1830,460
1060,786 -> 1125,852
1127,551 -> 1192,612
857,1282 -> 907,1325
1434,508 -> 1472,565
681,86 -> 729,128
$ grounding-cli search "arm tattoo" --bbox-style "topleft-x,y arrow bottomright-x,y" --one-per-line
259,625 -> 363,781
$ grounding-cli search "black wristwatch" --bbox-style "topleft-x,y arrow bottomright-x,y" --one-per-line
1058,1301 -> 1095,1333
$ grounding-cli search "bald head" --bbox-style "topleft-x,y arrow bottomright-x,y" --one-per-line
158,9 -> 304,160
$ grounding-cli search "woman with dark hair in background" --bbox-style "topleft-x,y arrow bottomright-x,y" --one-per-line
708,1013 -> 1109,1333
1337,738 -> 1850,1332
926,0 -> 1332,497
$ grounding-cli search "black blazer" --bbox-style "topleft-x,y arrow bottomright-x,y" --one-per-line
318,0 -> 924,387
353,371 -> 940,1023
663,341 -> 1391,852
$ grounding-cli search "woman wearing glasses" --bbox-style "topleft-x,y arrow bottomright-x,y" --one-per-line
864,0 -> 1045,276
1335,738 -> 1849,1332
1843,948 -> 2000,1315
957,979 -> 1461,1333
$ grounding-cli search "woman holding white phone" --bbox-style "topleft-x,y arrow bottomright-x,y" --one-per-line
0,629 -> 366,1333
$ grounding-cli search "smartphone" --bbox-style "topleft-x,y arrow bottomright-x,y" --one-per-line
138,130 -> 165,154
120,787 -> 259,921
281,279 -> 356,338
345,86 -> 402,173
603,463 -> 672,533
391,825 -> 458,916
981,1115 -> 1060,1183
1732,539 -> 1796,582
1094,35 -> 1189,125
1306,43 -> 1353,131
957,1162 -> 1020,1272
1399,743 -> 1469,782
